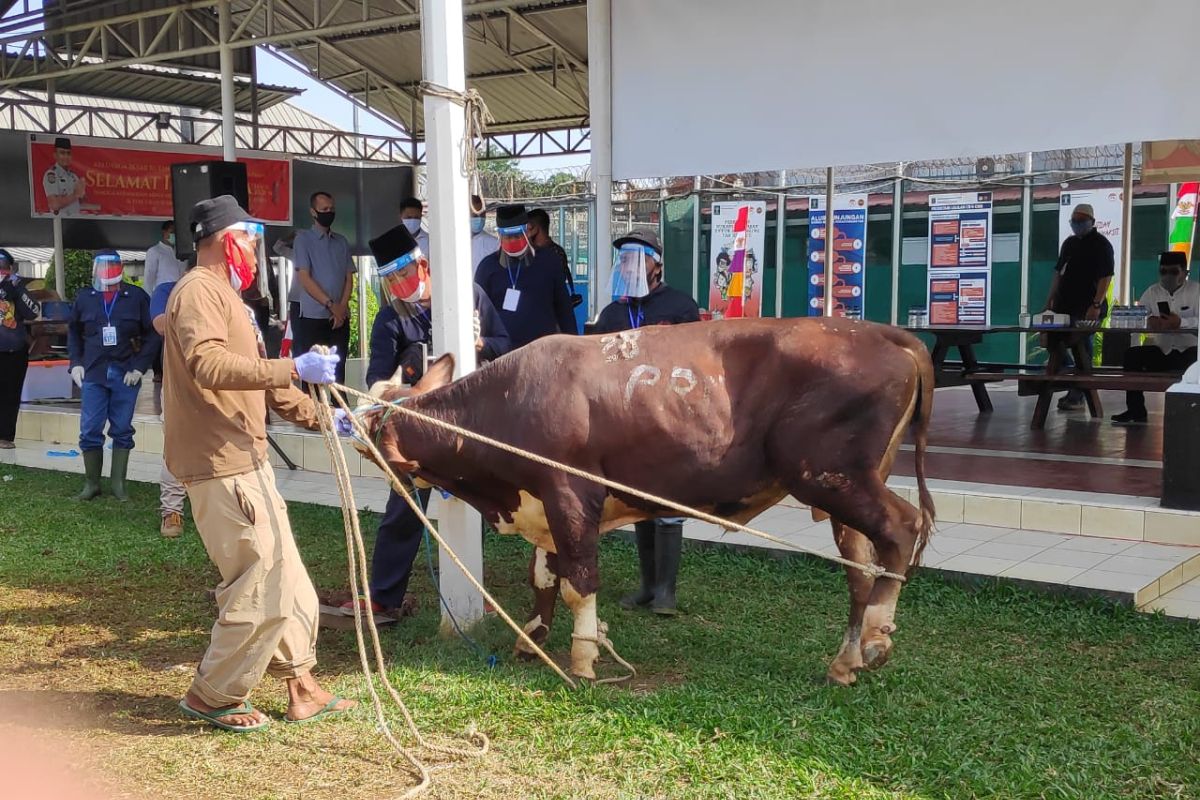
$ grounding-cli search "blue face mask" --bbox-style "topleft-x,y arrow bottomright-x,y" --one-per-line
470,217 -> 485,234
1070,219 -> 1094,237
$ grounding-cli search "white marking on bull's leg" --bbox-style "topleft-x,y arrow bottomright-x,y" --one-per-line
532,547 -> 556,589
522,614 -> 544,635
560,578 -> 600,681
669,367 -> 697,395
623,365 -> 661,404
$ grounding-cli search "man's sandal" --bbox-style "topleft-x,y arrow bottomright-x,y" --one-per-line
284,697 -> 351,725
178,699 -> 270,732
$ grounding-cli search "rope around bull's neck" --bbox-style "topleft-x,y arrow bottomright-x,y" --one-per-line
334,382 -> 906,584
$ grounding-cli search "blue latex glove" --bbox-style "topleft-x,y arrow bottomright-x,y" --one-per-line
295,346 -> 340,385
333,408 -> 354,437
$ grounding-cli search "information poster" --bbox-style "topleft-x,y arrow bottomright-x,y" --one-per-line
1058,188 -> 1125,299
806,193 -> 868,317
708,201 -> 767,318
926,191 -> 993,325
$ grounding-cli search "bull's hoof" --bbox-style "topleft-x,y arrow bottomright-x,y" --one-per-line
825,663 -> 858,686
570,664 -> 597,682
514,647 -> 540,663
860,636 -> 893,671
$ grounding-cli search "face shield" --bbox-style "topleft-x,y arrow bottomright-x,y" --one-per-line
92,253 -> 124,292
222,221 -> 265,294
498,226 -> 531,258
610,243 -> 659,301
377,247 -> 430,316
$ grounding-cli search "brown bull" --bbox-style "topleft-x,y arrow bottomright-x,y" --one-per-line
359,317 -> 935,685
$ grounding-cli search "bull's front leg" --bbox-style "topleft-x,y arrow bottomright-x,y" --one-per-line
543,486 -> 605,681
514,547 -> 560,661
560,570 -> 601,681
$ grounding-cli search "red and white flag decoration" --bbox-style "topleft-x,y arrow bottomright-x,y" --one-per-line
280,319 -> 293,358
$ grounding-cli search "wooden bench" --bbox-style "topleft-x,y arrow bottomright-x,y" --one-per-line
966,371 -> 1183,429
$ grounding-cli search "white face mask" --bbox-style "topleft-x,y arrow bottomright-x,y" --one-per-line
402,218 -> 422,235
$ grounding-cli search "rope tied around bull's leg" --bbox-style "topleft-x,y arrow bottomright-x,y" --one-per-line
571,621 -> 636,685
334,383 -> 905,584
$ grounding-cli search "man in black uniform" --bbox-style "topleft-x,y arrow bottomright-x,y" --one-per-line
475,204 -> 578,349
527,207 -> 582,310
340,224 -> 511,619
594,229 -> 700,616
1043,202 -> 1114,410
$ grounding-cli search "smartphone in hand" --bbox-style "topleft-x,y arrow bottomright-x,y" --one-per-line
1157,301 -> 1171,316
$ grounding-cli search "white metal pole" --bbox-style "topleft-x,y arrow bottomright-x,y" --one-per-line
775,169 -> 786,317
890,163 -> 904,325
1168,182 -> 1179,241
52,214 -> 65,298
691,175 -> 701,303
422,0 -> 485,631
1019,152 -> 1033,363
1120,142 -> 1134,304
218,0 -> 236,162
587,0 -> 613,309
823,167 -> 835,316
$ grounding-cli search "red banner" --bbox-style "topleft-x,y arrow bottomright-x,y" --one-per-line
28,134 -> 291,223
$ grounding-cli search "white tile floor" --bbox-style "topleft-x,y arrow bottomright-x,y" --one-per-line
6,437 -> 1200,618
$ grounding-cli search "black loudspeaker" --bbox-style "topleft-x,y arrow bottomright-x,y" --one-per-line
171,160 -> 249,259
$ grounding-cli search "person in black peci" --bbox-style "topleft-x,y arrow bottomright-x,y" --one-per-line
594,229 -> 700,615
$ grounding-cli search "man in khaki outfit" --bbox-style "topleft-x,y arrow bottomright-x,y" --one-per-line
164,195 -> 353,731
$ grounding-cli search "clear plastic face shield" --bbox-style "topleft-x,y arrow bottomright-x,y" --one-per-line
498,225 -> 531,259
610,243 -> 659,301
223,221 -> 266,295
92,253 -> 124,292
377,246 -> 430,316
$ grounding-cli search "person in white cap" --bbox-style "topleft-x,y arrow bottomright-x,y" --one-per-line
1043,202 -> 1114,411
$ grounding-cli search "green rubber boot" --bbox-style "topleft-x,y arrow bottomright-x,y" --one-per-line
109,448 -> 132,503
620,521 -> 657,610
651,521 -> 684,616
76,449 -> 103,501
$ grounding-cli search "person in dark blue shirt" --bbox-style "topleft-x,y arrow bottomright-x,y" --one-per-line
0,248 -> 41,449
67,250 -> 156,501
342,224 -> 511,619
474,203 -> 578,349
594,229 -> 701,616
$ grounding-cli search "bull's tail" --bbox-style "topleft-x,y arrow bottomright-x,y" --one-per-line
908,346 -> 936,565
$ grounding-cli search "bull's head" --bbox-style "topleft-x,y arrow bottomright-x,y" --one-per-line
354,353 -> 456,479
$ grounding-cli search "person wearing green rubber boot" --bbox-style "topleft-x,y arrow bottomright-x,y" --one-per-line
594,229 -> 700,615
67,250 -> 155,501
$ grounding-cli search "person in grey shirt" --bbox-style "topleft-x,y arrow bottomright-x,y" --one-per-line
293,191 -> 356,383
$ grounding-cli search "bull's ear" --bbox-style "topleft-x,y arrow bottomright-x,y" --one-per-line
413,353 -> 455,395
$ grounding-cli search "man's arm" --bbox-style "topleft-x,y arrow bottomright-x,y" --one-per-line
474,285 -> 511,360
331,271 -> 354,329
293,234 -> 335,312
365,311 -> 402,387
66,301 -> 84,367
131,291 -> 159,374
549,258 -> 579,335
175,283 -> 296,390
144,248 -> 160,292
266,384 -> 318,430
592,302 -> 623,335
5,280 -> 40,322
1085,276 -> 1113,321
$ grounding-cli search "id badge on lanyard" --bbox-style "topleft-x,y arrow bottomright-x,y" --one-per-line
102,293 -> 119,347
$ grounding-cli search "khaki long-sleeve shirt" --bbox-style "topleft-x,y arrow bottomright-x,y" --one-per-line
163,267 -> 317,484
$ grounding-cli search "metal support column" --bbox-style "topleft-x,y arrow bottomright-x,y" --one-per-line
48,77 -> 64,295
422,0 -> 484,631
587,0 -> 613,309
250,46 -> 260,151
1120,142 -> 1134,303
1019,152 -> 1033,363
890,163 -> 904,325
218,0 -> 237,162
775,169 -> 786,318
691,175 -> 701,303
822,167 -> 835,316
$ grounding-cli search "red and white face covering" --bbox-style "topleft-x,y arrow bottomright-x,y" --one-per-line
222,222 -> 263,292
92,255 -> 123,293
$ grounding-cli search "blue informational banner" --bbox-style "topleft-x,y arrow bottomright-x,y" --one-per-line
926,191 -> 993,326
806,194 -> 868,317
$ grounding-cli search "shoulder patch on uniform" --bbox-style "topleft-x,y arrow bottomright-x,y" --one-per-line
46,172 -> 57,184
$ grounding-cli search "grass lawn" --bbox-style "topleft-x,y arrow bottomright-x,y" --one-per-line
1,463 -> 1199,799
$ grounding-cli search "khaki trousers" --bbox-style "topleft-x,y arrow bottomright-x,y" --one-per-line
186,462 -> 319,707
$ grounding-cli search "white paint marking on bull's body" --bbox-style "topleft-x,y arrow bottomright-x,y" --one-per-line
600,330 -> 642,363
561,578 -> 600,680
532,547 -> 556,589
624,364 -> 661,403
669,367 -> 697,396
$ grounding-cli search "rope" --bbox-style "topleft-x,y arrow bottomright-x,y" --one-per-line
419,81 -> 494,215
335,383 -> 906,584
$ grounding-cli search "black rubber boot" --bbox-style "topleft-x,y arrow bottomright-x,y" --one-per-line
620,521 -> 657,610
652,521 -> 684,616
109,448 -> 131,503
76,450 -> 103,501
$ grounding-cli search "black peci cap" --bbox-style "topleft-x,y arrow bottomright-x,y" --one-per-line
1160,251 -> 1188,269
495,204 -> 528,231
369,223 -> 421,268
189,195 -> 252,243
54,137 -> 71,150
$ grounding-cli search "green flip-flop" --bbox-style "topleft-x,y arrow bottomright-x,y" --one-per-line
178,699 -> 270,733
284,696 -> 351,725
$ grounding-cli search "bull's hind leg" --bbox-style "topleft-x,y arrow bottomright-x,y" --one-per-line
514,547 -> 561,662
856,488 -> 924,671
826,520 -> 876,686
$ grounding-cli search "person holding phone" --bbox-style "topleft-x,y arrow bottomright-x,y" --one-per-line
1111,251 -> 1199,424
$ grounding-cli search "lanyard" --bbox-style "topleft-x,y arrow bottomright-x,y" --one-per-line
627,303 -> 644,330
102,291 -> 119,324
505,261 -> 522,289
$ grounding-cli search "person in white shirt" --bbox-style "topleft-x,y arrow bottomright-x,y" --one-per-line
469,195 -> 499,270
43,137 -> 86,217
1112,250 -> 1200,425
399,196 -> 428,256
144,221 -> 187,294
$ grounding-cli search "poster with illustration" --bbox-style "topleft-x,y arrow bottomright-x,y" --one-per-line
708,201 -> 767,318
806,193 -> 867,317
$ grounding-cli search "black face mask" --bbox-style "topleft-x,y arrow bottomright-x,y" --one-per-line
314,210 -> 336,228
